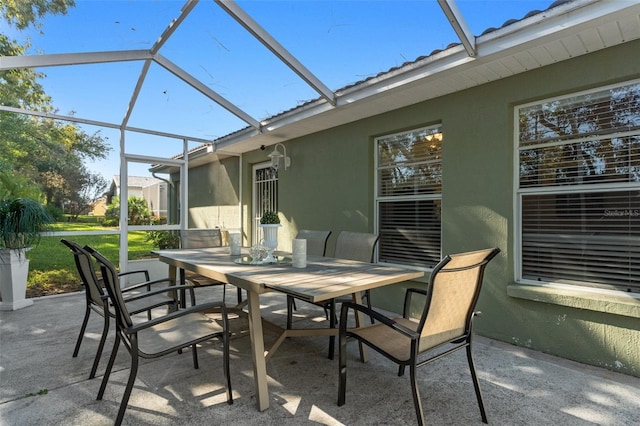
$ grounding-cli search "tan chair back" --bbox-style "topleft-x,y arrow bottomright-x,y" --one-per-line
334,231 -> 379,262
417,248 -> 499,348
295,229 -> 332,256
180,228 -> 222,249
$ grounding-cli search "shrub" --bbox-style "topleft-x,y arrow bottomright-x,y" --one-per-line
146,230 -> 179,249
260,210 -> 280,224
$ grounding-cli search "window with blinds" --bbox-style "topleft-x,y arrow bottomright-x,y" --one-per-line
516,80 -> 640,292
376,125 -> 443,268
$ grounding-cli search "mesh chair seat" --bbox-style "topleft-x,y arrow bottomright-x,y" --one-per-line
135,311 -> 226,355
349,318 -> 464,361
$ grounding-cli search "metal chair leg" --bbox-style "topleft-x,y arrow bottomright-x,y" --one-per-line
466,343 -> 488,423
221,320 -> 233,404
337,311 -> 349,406
192,344 -> 199,369
115,337 -> 139,426
410,362 -> 425,426
286,295 -> 294,329
72,306 -> 91,358
97,332 -> 120,400
89,314 -> 110,379
328,300 -> 336,360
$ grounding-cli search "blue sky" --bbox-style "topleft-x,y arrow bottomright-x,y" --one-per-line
5,0 -> 555,180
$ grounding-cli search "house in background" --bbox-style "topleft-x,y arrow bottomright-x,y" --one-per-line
107,176 -> 169,219
89,196 -> 107,216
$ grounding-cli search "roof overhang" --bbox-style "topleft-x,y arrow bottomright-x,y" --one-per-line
210,0 -> 640,154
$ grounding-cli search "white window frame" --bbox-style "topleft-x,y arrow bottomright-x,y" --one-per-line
374,124 -> 443,269
514,79 -> 640,293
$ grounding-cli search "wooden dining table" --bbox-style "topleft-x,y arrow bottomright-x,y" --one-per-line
155,247 -> 424,412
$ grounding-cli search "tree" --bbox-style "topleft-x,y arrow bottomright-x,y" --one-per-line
0,0 -> 75,31
1,0 -> 111,217
63,166 -> 108,219
105,196 -> 153,226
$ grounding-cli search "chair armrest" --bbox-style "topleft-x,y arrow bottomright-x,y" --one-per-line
122,278 -> 174,293
122,284 -> 192,300
118,269 -> 150,282
340,301 -> 419,340
125,301 -> 227,334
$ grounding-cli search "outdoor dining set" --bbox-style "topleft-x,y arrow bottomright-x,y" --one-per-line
61,229 -> 499,426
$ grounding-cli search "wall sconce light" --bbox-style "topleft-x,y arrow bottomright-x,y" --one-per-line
268,143 -> 291,170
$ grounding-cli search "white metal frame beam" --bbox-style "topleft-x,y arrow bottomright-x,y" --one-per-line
214,0 -> 336,106
0,105 -> 214,143
0,50 -> 152,70
438,0 -> 476,57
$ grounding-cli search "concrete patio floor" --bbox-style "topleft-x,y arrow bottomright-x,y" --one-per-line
1,286 -> 639,425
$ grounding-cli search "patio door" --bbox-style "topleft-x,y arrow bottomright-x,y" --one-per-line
252,162 -> 278,244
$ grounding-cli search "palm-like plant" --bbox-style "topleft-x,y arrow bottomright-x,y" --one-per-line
0,197 -> 53,250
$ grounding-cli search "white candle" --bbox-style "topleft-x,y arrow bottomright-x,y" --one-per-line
229,233 -> 241,256
292,238 -> 307,268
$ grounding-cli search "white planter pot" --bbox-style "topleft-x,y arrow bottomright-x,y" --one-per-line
260,224 -> 280,245
0,249 -> 34,311
259,224 -> 281,262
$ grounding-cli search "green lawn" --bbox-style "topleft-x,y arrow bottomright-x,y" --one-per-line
26,217 -> 159,297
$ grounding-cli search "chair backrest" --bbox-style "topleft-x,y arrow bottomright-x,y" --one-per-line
60,239 -> 106,308
295,230 -> 332,256
85,246 -> 133,329
417,248 -> 500,343
180,228 -> 223,249
334,231 -> 379,262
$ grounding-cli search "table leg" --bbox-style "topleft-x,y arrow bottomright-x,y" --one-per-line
352,292 -> 368,363
246,290 -> 270,411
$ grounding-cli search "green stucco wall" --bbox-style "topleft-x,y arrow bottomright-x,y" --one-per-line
186,156 -> 240,230
230,39 -> 639,376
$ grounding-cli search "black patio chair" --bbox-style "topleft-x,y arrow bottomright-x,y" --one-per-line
61,239 -> 185,379
90,246 -> 233,426
337,247 -> 500,425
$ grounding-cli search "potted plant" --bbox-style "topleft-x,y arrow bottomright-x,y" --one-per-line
259,210 -> 281,263
0,197 -> 53,310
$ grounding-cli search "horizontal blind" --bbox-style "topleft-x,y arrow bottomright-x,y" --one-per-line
521,191 -> 640,291
376,126 -> 442,268
518,80 -> 640,292
520,135 -> 640,187
378,199 -> 442,267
